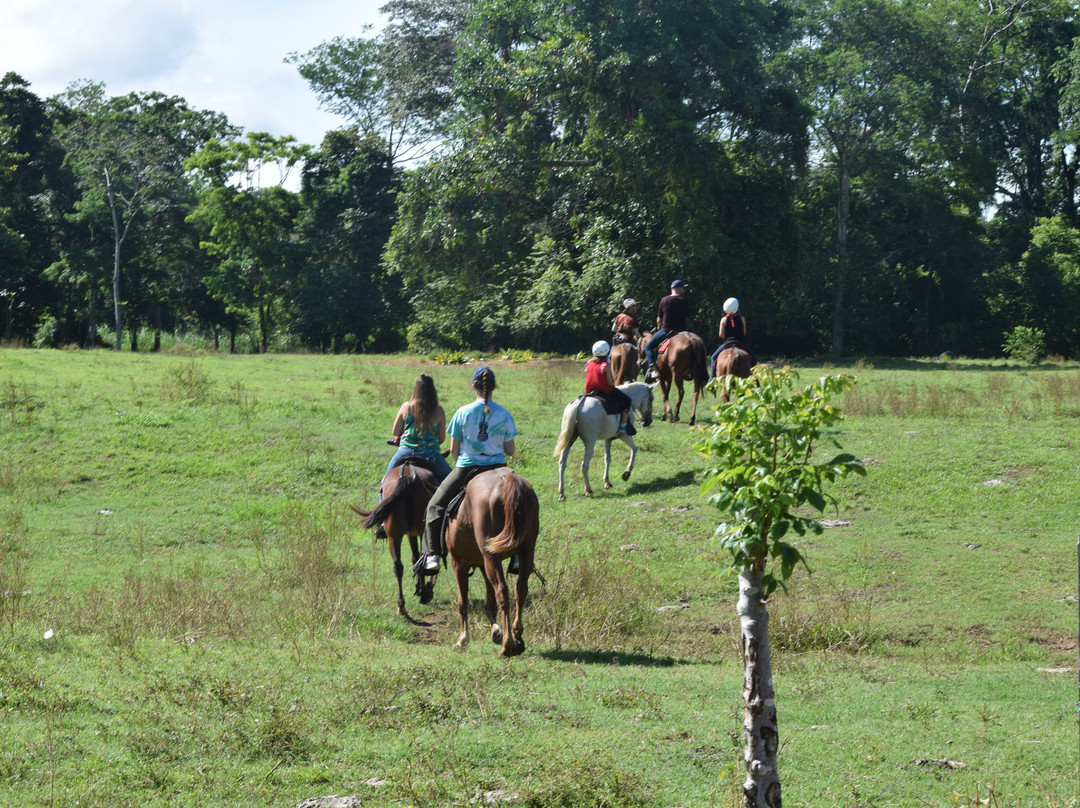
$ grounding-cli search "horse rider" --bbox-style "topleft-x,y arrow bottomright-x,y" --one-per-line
414,366 -> 517,575
611,298 -> 640,345
585,340 -> 635,435
643,279 -> 690,381
710,297 -> 758,377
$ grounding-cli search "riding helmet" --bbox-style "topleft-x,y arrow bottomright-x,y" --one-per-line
723,297 -> 739,314
592,340 -> 611,357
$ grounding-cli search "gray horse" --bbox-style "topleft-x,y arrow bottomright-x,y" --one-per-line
554,382 -> 654,501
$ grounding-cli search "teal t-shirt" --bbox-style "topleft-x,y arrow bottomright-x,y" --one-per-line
448,399 -> 517,467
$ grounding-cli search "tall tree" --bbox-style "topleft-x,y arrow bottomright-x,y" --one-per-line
287,0 -> 469,163
293,128 -> 400,352
186,133 -> 307,353
52,82 -> 234,350
386,0 -> 806,352
0,72 -> 70,343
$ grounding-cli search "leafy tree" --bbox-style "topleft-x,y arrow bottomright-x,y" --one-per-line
0,73 -> 70,343
187,133 -> 307,353
287,0 -> 469,164
292,128 -> 401,351
51,82 -> 235,350
386,0 -> 806,352
696,366 -> 864,807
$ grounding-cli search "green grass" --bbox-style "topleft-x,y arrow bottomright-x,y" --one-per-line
0,348 -> 1077,807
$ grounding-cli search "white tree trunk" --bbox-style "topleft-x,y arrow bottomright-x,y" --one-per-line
738,567 -> 781,807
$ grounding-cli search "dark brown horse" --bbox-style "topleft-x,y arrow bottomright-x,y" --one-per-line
712,344 -> 757,402
445,467 -> 539,657
610,339 -> 638,385
641,330 -> 709,425
351,461 -> 439,616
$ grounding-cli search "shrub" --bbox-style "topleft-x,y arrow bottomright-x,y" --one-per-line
1002,325 -> 1046,364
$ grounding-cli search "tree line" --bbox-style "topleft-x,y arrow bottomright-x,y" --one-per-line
2,0 -> 1078,359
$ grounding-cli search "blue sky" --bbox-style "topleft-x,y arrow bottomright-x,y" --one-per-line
1,0 -> 386,146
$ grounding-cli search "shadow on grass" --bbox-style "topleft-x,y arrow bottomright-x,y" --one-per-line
540,649 -> 681,666
626,470 -> 698,495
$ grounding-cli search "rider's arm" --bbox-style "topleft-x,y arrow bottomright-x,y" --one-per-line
391,402 -> 408,437
503,439 -> 516,457
742,316 -> 748,336
435,406 -> 446,444
604,361 -> 616,388
450,436 -> 461,462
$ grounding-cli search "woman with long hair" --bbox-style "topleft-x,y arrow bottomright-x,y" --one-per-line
385,374 -> 451,482
415,366 -> 517,574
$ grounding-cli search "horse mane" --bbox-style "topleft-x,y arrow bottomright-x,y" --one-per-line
485,471 -> 538,555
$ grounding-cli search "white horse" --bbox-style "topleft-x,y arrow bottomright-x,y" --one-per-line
553,382 -> 654,501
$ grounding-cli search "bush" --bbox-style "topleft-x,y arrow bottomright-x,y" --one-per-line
1002,325 -> 1046,364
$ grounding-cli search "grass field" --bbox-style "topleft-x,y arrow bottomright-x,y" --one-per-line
0,348 -> 1077,807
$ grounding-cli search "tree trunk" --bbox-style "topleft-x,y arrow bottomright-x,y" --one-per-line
738,566 -> 781,808
86,286 -> 97,348
831,167 -> 850,361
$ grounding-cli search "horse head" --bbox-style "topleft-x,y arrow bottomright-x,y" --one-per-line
638,383 -> 654,427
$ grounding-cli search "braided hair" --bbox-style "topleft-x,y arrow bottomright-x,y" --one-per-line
472,367 -> 495,442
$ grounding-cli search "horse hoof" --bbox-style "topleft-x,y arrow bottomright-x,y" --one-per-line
621,471 -> 631,482
604,482 -> 612,489
491,626 -> 502,645
558,494 -> 566,502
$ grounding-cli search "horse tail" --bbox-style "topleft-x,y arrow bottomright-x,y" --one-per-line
486,472 -> 538,556
353,467 -> 427,531
691,335 -> 709,388
552,399 -> 580,457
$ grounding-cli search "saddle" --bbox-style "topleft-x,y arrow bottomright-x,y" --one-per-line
657,331 -> 688,353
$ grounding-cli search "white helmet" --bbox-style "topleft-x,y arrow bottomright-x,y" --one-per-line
723,297 -> 739,314
592,340 -> 611,357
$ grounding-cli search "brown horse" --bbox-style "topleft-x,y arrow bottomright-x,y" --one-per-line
610,339 -> 638,385
445,467 -> 539,657
351,460 -> 439,616
642,330 -> 709,425
712,343 -> 757,402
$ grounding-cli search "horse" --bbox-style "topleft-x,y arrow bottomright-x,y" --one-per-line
610,339 -> 639,385
444,467 -> 539,657
553,381 -> 654,501
642,330 -> 709,425
351,460 -> 439,616
712,343 -> 757,402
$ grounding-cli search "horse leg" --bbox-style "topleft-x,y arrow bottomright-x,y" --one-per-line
557,445 -> 570,502
602,437 -> 613,489
688,384 -> 700,427
672,377 -> 685,422
660,374 -> 672,422
483,555 -> 520,658
408,534 -> 434,605
453,557 -> 471,649
621,435 -> 637,482
383,516 -> 407,617
483,568 -> 501,645
512,566 -> 529,651
581,439 -> 596,496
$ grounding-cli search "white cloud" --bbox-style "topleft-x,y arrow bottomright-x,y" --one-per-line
1,0 -> 385,146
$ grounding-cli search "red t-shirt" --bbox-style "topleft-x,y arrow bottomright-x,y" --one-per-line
585,359 -> 613,394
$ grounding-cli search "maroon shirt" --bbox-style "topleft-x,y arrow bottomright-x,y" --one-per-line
657,294 -> 689,332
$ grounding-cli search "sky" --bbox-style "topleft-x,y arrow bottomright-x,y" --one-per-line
1,0 -> 387,147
